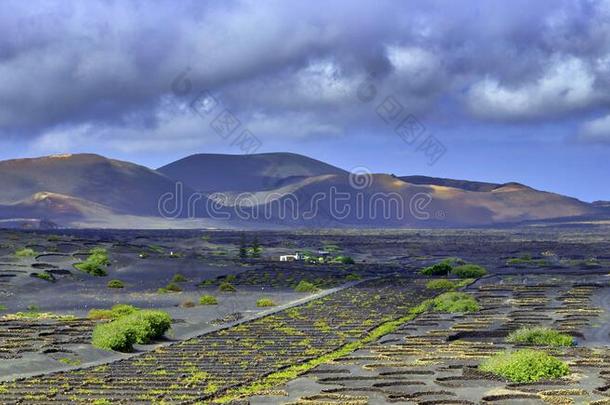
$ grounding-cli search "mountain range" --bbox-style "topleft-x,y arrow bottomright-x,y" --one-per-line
0,152 -> 607,229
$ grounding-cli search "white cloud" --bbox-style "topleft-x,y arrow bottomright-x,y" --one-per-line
579,114 -> 610,144
467,57 -> 597,120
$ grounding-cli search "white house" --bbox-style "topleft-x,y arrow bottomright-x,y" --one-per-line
279,252 -> 306,261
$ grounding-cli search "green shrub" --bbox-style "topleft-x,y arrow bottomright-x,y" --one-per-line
507,327 -> 574,347
199,295 -> 218,305
107,279 -> 124,289
110,304 -> 139,317
32,272 -> 54,282
333,256 -> 355,264
91,310 -> 172,352
256,298 -> 276,307
431,292 -> 479,313
420,262 -> 452,276
171,273 -> 187,283
425,279 -> 456,290
451,264 -> 487,278
345,273 -> 362,281
15,248 -> 36,258
158,282 -> 182,293
91,321 -> 136,352
198,279 -> 215,287
0,305 -> 6,312
219,281 -> 236,292
74,248 -> 110,276
88,309 -> 114,320
127,310 -> 172,343
442,257 -> 466,266
479,349 -> 570,383
294,280 -> 319,293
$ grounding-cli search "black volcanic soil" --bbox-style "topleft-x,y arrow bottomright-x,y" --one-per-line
0,226 -> 608,403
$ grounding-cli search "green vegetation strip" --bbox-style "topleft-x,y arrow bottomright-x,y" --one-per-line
213,307 -> 425,403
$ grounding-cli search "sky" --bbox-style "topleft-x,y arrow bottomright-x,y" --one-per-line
0,0 -> 609,202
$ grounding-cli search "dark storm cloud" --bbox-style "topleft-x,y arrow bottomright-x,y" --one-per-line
2,0 -> 610,150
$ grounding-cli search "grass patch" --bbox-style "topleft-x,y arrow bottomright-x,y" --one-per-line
420,262 -> 452,276
88,304 -> 139,320
158,282 -> 182,293
479,349 -> 570,383
31,272 -> 54,282
331,255 -> 355,265
451,264 -> 487,278
171,273 -> 188,283
107,279 -> 124,289
199,295 -> 218,305
415,292 -> 479,313
507,327 -> 575,347
0,305 -> 6,312
256,298 -> 276,307
425,279 -> 457,290
219,282 -> 236,292
74,247 -> 110,276
15,248 -> 36,258
425,278 -> 474,291
58,357 -> 81,366
294,280 -> 319,293
92,310 -> 172,352
506,255 -> 550,267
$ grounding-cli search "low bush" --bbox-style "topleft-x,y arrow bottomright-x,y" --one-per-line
479,349 -> 570,383
74,248 -> 110,276
158,282 -> 182,293
107,279 -> 124,288
333,256 -> 355,265
88,304 -> 139,320
442,257 -> 466,266
420,262 -> 452,276
507,327 -> 574,347
219,281 -> 236,292
345,273 -> 362,281
91,321 -> 136,352
199,295 -> 218,305
425,279 -> 456,290
31,272 -> 54,282
256,298 -> 276,307
433,292 -> 479,313
412,292 -> 479,314
451,264 -> 487,278
15,248 -> 36,258
91,309 -> 172,352
294,280 -> 319,293
426,278 -> 475,290
171,273 -> 187,283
